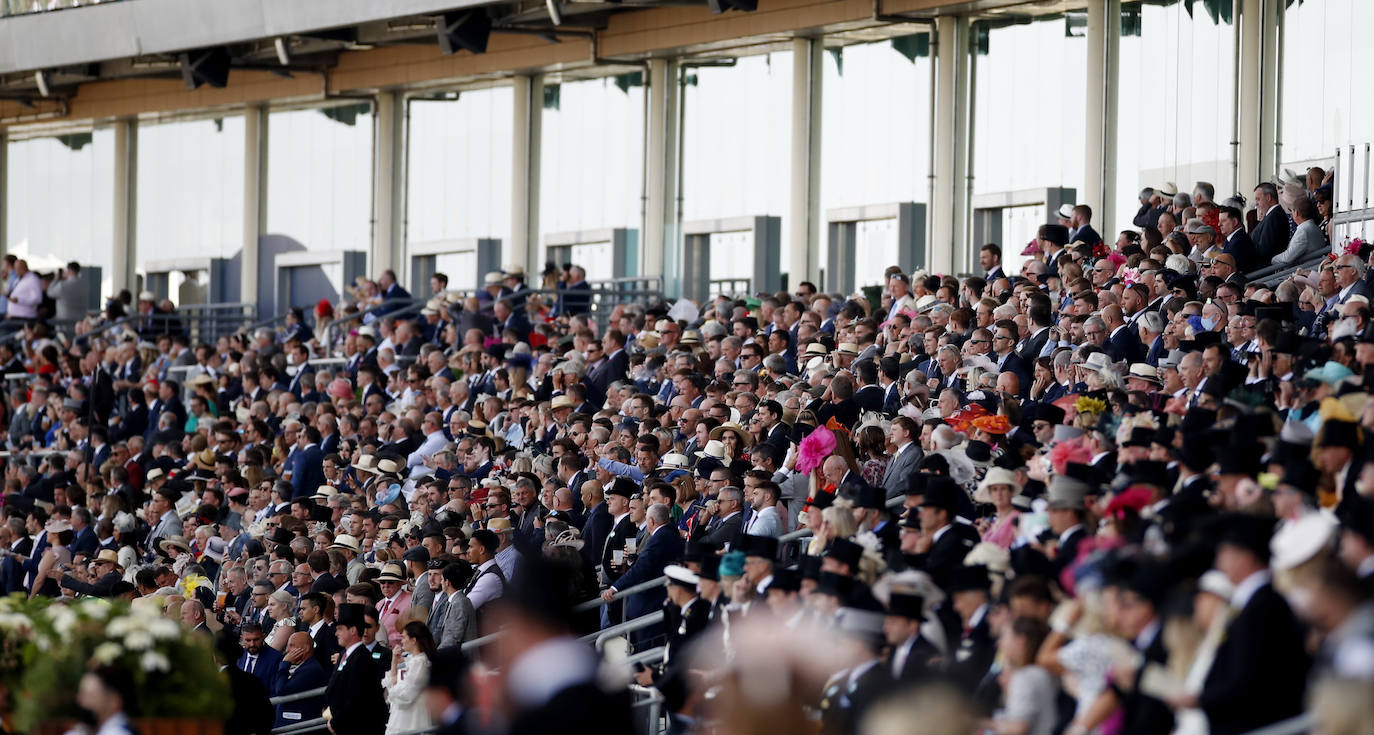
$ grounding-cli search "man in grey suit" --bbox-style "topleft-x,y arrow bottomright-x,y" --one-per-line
1271,197 -> 1325,266
45,262 -> 87,322
693,486 -> 746,549
429,561 -> 478,650
881,416 -> 924,500
743,482 -> 783,538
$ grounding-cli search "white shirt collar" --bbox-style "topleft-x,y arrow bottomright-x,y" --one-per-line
1231,568 -> 1272,609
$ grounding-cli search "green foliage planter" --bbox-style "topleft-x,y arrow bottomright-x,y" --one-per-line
0,594 -> 232,731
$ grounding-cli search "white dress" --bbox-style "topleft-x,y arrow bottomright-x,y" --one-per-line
383,653 -> 432,735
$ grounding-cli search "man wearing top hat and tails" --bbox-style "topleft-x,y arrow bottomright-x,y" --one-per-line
324,603 -> 387,735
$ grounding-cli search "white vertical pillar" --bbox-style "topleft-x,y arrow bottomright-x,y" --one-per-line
241,106 -> 267,307
1084,0 -> 1120,240
372,91 -> 406,280
0,130 -> 7,259
1238,0 -> 1280,189
510,75 -> 543,273
931,16 -> 971,275
111,119 -> 138,295
788,38 -> 823,289
643,58 -> 680,286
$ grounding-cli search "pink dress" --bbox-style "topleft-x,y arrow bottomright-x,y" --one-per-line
981,511 -> 1020,548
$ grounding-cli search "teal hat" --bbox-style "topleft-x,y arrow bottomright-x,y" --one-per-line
1304,360 -> 1354,387
719,550 -> 746,577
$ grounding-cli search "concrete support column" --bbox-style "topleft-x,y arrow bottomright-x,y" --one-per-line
372,91 -> 406,279
0,130 -> 7,259
111,119 -> 138,295
1237,0 -> 1281,189
510,75 -> 543,274
642,58 -> 680,287
1084,0 -> 1120,239
788,37 -> 823,290
241,106 -> 267,307
931,16 -> 971,275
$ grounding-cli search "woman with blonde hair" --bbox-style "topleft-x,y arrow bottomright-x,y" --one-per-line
807,497 -> 859,556
265,589 -> 298,651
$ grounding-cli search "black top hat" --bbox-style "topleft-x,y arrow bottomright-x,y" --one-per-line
1278,460 -> 1319,495
765,568 -> 801,594
798,555 -> 822,581
809,491 -> 836,510
1179,408 -> 1218,435
607,477 -> 637,499
1039,224 -> 1070,245
886,592 -> 925,619
919,477 -> 962,514
697,554 -> 722,582
267,527 -> 295,547
336,603 -> 368,629
964,441 -> 992,464
1338,495 -> 1374,545
1216,442 -> 1263,476
1122,427 -> 1154,449
1125,460 -> 1170,489
1122,562 -> 1172,608
948,564 -> 992,593
741,534 -> 779,560
1319,419 -> 1362,451
1215,513 -> 1276,563
825,538 -> 863,569
816,571 -> 854,598
855,485 -> 886,510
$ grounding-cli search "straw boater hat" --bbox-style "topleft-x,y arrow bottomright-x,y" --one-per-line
94,548 -> 125,572
329,534 -> 362,554
352,454 -> 380,474
159,535 -> 192,556
375,563 -> 407,583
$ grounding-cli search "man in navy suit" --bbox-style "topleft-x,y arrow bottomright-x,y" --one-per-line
69,507 -> 99,557
1104,306 -> 1144,364
556,265 -> 592,316
990,321 -> 1032,397
270,632 -> 329,729
1218,206 -> 1258,273
284,343 -> 314,402
586,329 -> 630,408
580,484 -> 612,570
373,269 -> 412,317
289,427 -> 326,500
1249,182 -> 1290,262
602,502 -> 684,644
1069,204 -> 1102,247
493,299 -> 532,343
237,622 -> 284,690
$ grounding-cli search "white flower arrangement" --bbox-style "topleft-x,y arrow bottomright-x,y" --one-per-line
140,650 -> 171,673
123,630 -> 155,651
92,641 -> 124,665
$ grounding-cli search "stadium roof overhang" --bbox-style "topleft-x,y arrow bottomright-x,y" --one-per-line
0,0 -> 1086,132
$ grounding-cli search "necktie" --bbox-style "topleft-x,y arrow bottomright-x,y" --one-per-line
246,654 -> 256,674
429,595 -> 448,635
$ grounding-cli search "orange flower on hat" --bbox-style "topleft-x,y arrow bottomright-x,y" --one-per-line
971,415 -> 1012,435
947,404 -> 990,434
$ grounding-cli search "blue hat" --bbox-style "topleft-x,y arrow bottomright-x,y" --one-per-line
377,483 -> 402,507
1305,361 -> 1354,387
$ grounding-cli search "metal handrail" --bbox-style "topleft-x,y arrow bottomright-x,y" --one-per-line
572,576 -> 667,613
269,686 -> 327,705
623,645 -> 668,669
589,609 -> 666,650
271,717 -> 327,735
322,297 -> 426,338
461,630 -> 504,653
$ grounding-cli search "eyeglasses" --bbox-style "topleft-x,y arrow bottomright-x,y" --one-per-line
1336,264 -> 1356,271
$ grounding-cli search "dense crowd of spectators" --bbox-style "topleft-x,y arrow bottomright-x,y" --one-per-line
4,171 -> 1374,735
